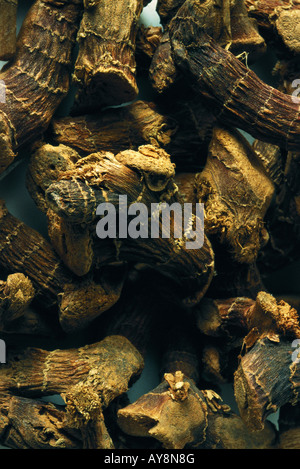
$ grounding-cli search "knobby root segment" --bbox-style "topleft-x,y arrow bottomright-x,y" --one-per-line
0,0 -> 83,174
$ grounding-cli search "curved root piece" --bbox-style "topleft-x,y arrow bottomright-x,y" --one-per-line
169,1 -> 300,150
0,0 -> 82,173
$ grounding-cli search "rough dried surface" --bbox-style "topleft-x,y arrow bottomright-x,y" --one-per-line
0,335 -> 143,449
73,0 -> 145,113
50,101 -> 177,160
0,273 -> 35,325
0,0 -> 18,60
234,337 -> 300,431
245,0 -> 300,53
44,145 -> 215,308
0,394 -> 82,449
0,201 -> 124,332
0,0 -> 83,174
195,127 -> 274,264
1,0 -> 300,451
0,335 -> 144,406
168,0 -> 300,150
150,0 -> 266,94
117,373 -> 277,449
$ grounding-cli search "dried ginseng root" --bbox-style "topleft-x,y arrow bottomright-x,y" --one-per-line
49,97 -> 213,171
195,126 -> 274,264
72,0 -> 150,113
117,316 -> 277,449
0,273 -> 52,335
48,101 -> 178,163
234,292 -> 300,431
196,296 -> 256,385
168,0 -> 300,151
0,0 -> 18,61
0,393 -> 82,449
26,143 -> 82,213
245,0 -> 300,54
149,0 -> 266,94
252,139 -> 285,190
0,273 -> 35,327
44,145 -> 215,308
0,201 -> 125,333
0,0 -> 83,174
196,291 -> 299,385
174,170 -> 267,300
0,334 -> 144,449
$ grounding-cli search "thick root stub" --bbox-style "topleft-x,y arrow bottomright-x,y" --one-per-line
0,0 -> 18,61
195,126 -> 274,264
73,0 -> 145,113
234,337 -> 300,431
65,382 -> 115,449
117,372 -> 277,449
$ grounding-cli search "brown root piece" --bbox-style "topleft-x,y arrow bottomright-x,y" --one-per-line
0,393 -> 82,449
117,372 -> 277,449
234,336 -> 300,431
234,293 -> 300,430
0,273 -> 35,326
48,101 -> 178,167
26,143 -> 82,213
252,139 -> 285,189
229,0 -> 267,61
0,0 -> 18,61
117,314 -> 277,449
197,291 -> 300,385
58,265 -> 127,333
173,172 -> 267,300
195,297 -> 255,339
46,210 -> 94,277
168,3 -> 300,151
197,291 -> 300,343
49,98 -> 213,172
0,201 -> 125,332
149,32 -> 179,94
0,0 -> 82,174
72,0 -> 146,113
245,0 -> 300,54
150,0 -> 266,94
64,382 -> 114,449
44,145 -> 215,308
195,126 -> 274,264
256,58 -> 300,274
136,25 -> 163,70
0,273 -> 57,335
0,335 -> 144,448
0,272 -> 55,335
0,200 -> 73,311
243,291 -> 300,349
